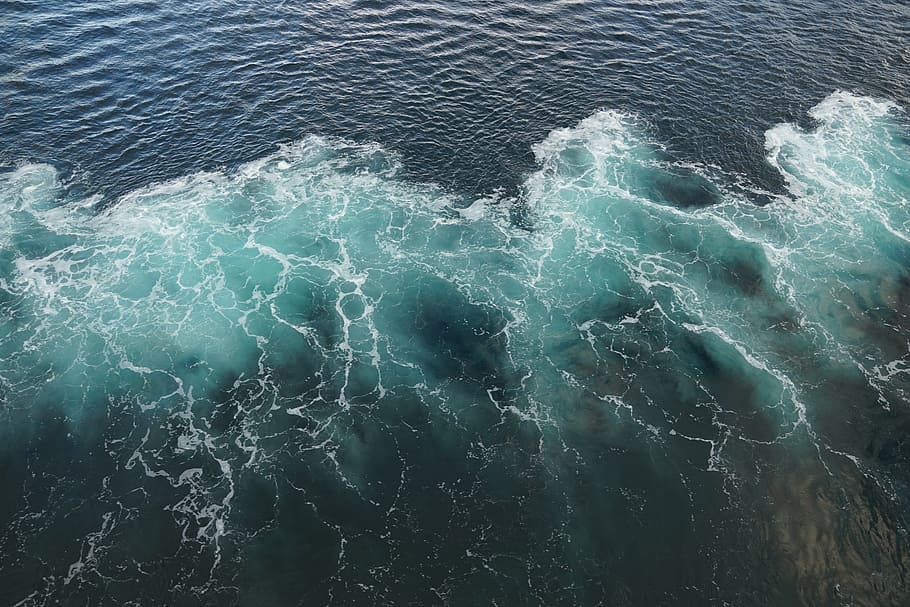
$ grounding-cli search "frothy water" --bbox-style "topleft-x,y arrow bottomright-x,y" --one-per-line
1,92 -> 909,605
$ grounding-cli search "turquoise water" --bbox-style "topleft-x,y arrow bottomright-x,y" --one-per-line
1,92 -> 909,604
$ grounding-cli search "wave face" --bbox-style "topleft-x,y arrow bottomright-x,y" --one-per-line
1,92 -> 909,605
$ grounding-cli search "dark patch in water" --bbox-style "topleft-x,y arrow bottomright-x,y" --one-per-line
711,241 -> 771,297
508,195 -> 535,232
232,472 -> 278,532
671,328 -> 779,442
574,290 -> 642,325
645,167 -> 723,209
407,274 -> 517,393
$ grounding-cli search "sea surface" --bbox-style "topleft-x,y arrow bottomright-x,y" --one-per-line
1,1 -> 910,605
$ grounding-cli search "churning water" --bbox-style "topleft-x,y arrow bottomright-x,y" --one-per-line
1,1 -> 909,605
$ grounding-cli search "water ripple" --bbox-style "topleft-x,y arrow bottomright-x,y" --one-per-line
2,0 -> 907,199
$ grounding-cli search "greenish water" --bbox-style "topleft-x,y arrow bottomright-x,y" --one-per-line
1,92 -> 909,605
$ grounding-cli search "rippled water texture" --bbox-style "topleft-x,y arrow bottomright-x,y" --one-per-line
2,1 -> 910,606
2,0 -> 908,199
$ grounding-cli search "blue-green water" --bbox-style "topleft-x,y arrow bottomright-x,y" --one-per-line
2,92 -> 909,605
2,1 -> 910,605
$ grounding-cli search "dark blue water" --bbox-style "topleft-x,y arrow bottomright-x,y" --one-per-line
1,1 -> 910,605
3,0 -> 908,201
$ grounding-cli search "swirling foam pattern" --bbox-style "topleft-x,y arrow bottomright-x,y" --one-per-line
1,93 -> 909,605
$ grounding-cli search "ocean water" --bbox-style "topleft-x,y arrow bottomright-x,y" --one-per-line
1,2 -> 910,606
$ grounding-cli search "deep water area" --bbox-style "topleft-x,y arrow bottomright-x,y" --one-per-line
1,1 -> 910,606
